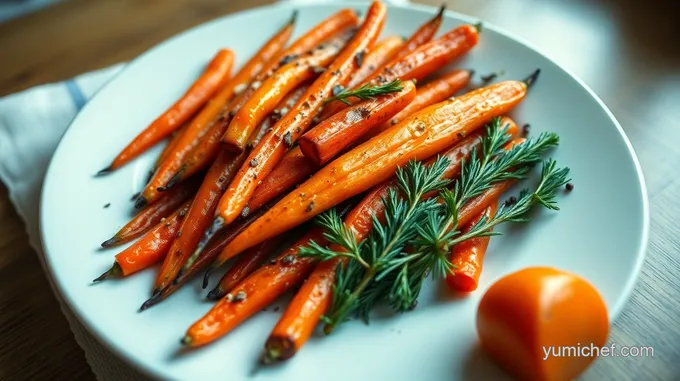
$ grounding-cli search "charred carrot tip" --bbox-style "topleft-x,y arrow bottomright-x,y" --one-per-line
523,123 -> 531,136
165,169 -> 184,190
523,69 -> 541,88
202,267 -> 214,289
100,236 -> 121,248
139,292 -> 162,312
172,270 -> 184,285
480,71 -> 502,84
95,166 -> 112,177
180,336 -> 192,346
134,196 -> 148,210
436,3 -> 446,18
289,10 -> 298,25
206,286 -> 224,301
474,22 -> 483,32
92,262 -> 121,283
467,69 -> 475,78
130,192 -> 141,201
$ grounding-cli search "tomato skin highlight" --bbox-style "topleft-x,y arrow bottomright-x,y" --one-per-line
476,267 -> 609,381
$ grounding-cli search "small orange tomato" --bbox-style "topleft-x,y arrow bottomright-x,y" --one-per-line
476,267 -> 609,381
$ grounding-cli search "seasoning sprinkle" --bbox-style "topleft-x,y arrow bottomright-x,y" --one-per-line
281,255 -> 295,265
306,201 -> 315,212
565,183 -> 574,191
249,158 -> 258,167
241,206 -> 251,218
103,203 -> 111,209
233,291 -> 247,302
354,50 -> 366,68
283,131 -> 293,147
332,84 -> 345,96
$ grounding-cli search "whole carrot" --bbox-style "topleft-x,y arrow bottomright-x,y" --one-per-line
151,122 -> 189,176
152,118 -> 269,294
101,178 -> 199,248
320,23 -> 480,119
93,200 -> 191,282
380,69 -> 473,132
183,229 -> 325,348
215,79 -> 531,265
136,18 -> 295,207
389,4 -> 445,63
98,49 -> 234,175
445,201 -> 498,292
299,80 -> 417,166
222,36 -> 349,153
213,1 -> 387,230
206,237 -> 283,300
345,35 -> 404,89
164,84 -> 311,190
263,117 -> 521,362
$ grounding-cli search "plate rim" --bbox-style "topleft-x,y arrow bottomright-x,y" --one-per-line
38,1 -> 650,379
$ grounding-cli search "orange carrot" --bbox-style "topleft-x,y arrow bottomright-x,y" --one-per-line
136,19 -> 295,206
183,229 -> 325,348
93,200 -> 191,282
389,4 -> 445,63
99,49 -> 234,174
213,1 -> 387,230
263,117 -> 521,361
165,83 -> 310,191
346,36 -> 404,89
152,121 -> 271,294
101,179 -> 199,248
299,80 -> 416,166
206,237 -> 283,300
152,122 -> 189,174
320,23 -> 480,119
216,80 -> 529,265
379,69 -> 473,133
139,198 -> 275,311
222,37 -> 349,153
244,147 -> 315,215
446,201 -> 498,292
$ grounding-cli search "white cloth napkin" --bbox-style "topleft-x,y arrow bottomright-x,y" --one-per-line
0,1 -> 410,380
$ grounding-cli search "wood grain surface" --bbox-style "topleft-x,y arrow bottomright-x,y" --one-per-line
1,0 -> 679,380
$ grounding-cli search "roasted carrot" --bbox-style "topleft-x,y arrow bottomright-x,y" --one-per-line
151,116 -> 270,294
98,49 -> 234,175
206,237 -> 283,300
320,23 -> 480,119
245,147 -> 315,215
139,198 -> 274,311
93,200 -> 191,282
222,37 -> 349,153
380,69 -> 473,132
213,1 -> 387,230
183,229 -> 325,348
101,178 -> 199,248
445,201 -> 498,292
152,123 -> 189,175
299,80 -> 416,166
165,83 -> 310,192
216,79 -> 529,265
263,117 -> 521,361
346,36 -> 404,89
136,19 -> 295,206
389,4 -> 445,63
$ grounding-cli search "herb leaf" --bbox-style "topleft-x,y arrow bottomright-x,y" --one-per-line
325,79 -> 404,105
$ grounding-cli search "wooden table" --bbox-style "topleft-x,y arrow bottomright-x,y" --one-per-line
1,0 -> 678,380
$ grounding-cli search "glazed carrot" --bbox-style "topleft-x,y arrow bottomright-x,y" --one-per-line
101,179 -> 199,248
139,199 -> 274,311
263,117 -> 520,361
152,123 -> 189,175
380,69 -> 473,132
389,4 -> 445,63
98,49 -> 234,174
214,1 -> 387,229
136,19 -> 295,206
299,80 -> 416,166
206,237 -> 283,300
183,229 -> 326,348
245,147 -> 315,215
346,36 -> 404,89
320,23 -> 480,119
166,83 -> 311,191
222,37 -> 349,153
93,200 -> 191,282
445,201 -> 498,292
152,115 -> 270,293
216,80 -> 529,264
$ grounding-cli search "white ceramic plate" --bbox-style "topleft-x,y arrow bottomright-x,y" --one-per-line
40,2 -> 649,380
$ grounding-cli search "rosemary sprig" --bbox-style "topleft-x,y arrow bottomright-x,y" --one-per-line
325,79 -> 404,105
300,118 -> 569,333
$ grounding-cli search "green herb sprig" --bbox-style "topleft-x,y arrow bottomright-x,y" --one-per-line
325,79 -> 404,105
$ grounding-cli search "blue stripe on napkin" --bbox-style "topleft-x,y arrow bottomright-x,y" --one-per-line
64,79 -> 87,110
